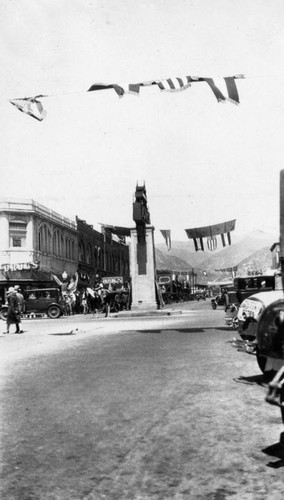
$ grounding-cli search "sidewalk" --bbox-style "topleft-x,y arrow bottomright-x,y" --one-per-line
113,299 -> 197,318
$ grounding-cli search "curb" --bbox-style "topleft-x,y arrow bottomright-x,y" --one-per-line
112,309 -> 183,318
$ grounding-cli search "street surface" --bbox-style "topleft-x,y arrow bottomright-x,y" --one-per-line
1,300 -> 284,500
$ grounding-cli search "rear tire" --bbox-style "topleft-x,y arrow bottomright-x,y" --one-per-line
256,347 -> 277,381
47,305 -> 61,319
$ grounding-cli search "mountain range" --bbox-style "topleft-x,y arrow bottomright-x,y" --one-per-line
155,230 -> 278,283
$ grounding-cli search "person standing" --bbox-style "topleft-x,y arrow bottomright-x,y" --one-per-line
4,287 -> 21,334
14,285 -> 24,333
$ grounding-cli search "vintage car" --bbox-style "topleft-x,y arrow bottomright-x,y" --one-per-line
256,296 -> 284,375
237,290 -> 283,341
0,287 -> 65,320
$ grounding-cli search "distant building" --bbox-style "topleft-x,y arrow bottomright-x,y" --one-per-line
270,242 -> 280,270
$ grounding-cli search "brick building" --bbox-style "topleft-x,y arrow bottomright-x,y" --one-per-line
76,217 -> 130,288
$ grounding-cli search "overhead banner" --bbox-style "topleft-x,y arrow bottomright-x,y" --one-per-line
185,219 -> 236,252
100,224 -> 131,237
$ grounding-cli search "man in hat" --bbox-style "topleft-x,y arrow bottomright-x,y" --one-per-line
4,287 -> 22,334
14,285 -> 24,333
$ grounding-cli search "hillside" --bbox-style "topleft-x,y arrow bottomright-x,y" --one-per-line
155,247 -> 192,271
236,247 -> 273,276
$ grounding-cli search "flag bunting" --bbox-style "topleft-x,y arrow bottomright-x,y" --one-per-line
9,74 -> 245,120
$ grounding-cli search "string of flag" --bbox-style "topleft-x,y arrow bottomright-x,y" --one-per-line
98,222 -> 236,253
9,73 -> 245,121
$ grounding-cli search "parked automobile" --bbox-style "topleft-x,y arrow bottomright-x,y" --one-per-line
0,288 -> 65,320
256,296 -> 284,376
237,290 -> 283,341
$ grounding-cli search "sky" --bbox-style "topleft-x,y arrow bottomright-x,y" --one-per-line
0,0 -> 284,247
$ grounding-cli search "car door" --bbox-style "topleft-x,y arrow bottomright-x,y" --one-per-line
25,290 -> 40,313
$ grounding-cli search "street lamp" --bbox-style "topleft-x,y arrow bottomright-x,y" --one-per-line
62,271 -> 68,281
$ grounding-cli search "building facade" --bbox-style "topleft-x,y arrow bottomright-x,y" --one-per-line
0,199 -> 130,303
76,217 -> 130,288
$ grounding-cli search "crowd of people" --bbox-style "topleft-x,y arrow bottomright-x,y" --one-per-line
1,281 -> 130,333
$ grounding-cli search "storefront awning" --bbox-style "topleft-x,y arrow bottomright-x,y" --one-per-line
0,268 -> 55,283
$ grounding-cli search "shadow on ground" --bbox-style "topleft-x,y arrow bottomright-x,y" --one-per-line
233,374 -> 267,386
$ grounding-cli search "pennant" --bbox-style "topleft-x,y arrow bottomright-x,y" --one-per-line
157,76 -> 191,92
10,96 -> 47,121
221,232 -> 232,247
128,83 -> 140,95
88,83 -> 125,98
207,236 -> 217,251
193,237 -> 204,252
204,77 -> 240,105
224,77 -> 239,104
117,83 -> 141,96
160,230 -> 171,250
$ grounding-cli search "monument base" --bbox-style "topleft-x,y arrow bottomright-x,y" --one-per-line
131,301 -> 157,311
130,225 -> 158,312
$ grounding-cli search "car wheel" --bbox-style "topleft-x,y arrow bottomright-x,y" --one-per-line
47,305 -> 61,319
256,347 -> 277,381
0,308 -> 8,321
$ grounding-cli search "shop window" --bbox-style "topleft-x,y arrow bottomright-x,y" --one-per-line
9,221 -> 27,248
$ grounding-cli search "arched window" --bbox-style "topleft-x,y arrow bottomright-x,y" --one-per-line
65,237 -> 68,258
53,229 -> 61,256
38,224 -> 51,253
79,240 -> 85,262
86,243 -> 92,264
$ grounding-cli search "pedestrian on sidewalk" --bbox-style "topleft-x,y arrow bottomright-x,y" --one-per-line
14,285 -> 24,333
4,287 -> 21,334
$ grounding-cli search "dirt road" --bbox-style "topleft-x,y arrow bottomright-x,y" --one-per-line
1,302 -> 284,499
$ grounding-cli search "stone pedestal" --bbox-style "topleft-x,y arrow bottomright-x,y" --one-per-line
130,225 -> 157,311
